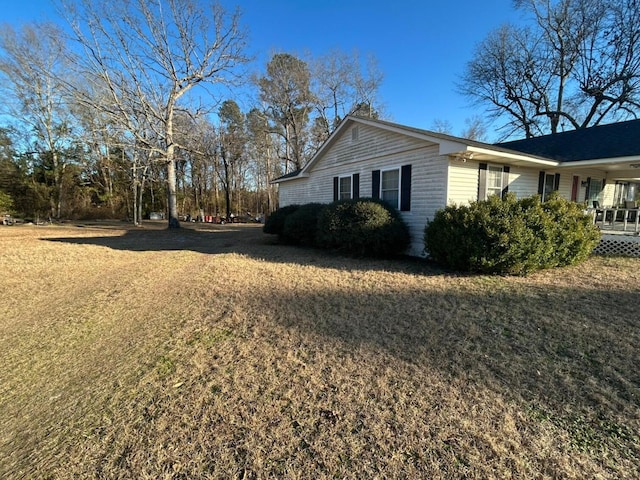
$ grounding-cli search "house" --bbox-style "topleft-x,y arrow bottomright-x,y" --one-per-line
273,116 -> 640,256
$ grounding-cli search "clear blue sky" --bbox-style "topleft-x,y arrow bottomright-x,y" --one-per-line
0,0 -> 525,140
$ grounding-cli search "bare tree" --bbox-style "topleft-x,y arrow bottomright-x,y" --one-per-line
64,0 -> 248,227
460,0 -> 640,138
246,108 -> 278,215
0,23 -> 75,218
312,49 -> 384,142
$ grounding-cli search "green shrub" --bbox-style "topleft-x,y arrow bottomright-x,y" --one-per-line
424,193 -> 600,275
263,204 -> 300,237
316,198 -> 410,257
282,203 -> 327,246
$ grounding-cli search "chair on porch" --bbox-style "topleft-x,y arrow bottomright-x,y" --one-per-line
593,201 -> 604,222
625,200 -> 638,222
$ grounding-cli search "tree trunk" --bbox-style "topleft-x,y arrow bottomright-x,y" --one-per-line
166,149 -> 180,229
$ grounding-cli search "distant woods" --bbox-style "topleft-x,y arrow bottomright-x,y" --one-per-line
0,0 -> 383,223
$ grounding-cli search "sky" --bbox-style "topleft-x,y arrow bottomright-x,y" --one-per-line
0,0 -> 526,141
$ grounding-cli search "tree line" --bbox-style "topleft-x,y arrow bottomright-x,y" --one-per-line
0,0 -> 382,225
1,0 -> 638,224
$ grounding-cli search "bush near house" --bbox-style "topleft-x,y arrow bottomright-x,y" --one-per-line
282,202 -> 327,246
316,198 -> 410,257
265,199 -> 411,257
262,204 -> 300,238
424,193 -> 601,275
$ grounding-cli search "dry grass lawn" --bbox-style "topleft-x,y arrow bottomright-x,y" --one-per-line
0,221 -> 639,479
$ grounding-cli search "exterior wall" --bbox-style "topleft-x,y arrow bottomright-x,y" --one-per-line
447,160 -> 478,205
278,177 -> 312,207
446,161 -> 612,206
509,166 -> 543,198
277,119 -> 622,257
278,123 -> 449,256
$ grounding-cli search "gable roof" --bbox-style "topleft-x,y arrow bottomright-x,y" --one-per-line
272,116 -> 557,183
272,115 -> 640,183
497,119 -> 640,161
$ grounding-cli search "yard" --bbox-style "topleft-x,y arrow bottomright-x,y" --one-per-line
0,222 -> 639,479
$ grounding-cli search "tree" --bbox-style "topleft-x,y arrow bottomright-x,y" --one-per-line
65,0 -> 248,228
217,100 -> 246,220
257,53 -> 315,172
460,0 -> 640,138
311,50 -> 384,144
246,108 -> 278,215
0,23 -> 76,218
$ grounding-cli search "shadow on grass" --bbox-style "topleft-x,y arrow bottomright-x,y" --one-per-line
43,223 -> 440,276
263,282 -> 640,459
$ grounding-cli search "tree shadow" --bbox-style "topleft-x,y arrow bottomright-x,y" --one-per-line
43,222 -> 441,276
262,282 -> 640,458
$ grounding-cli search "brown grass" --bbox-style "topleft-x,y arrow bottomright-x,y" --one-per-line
0,221 -> 639,479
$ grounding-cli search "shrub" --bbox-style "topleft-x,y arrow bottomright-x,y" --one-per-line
263,204 -> 300,237
541,192 -> 602,266
282,203 -> 327,246
424,193 -> 600,275
316,198 -> 410,257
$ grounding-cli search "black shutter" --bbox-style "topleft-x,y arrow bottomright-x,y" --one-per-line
554,173 -> 561,191
353,173 -> 360,199
333,176 -> 339,202
538,171 -> 546,195
372,170 -> 381,199
501,166 -> 510,199
400,164 -> 412,211
478,163 -> 488,200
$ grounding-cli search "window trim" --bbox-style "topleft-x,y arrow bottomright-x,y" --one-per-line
485,164 -> 504,199
338,174 -> 352,200
379,166 -> 401,210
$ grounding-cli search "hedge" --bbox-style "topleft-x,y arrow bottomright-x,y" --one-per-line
424,193 -> 600,275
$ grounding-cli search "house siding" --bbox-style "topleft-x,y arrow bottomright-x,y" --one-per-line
278,124 -> 448,256
279,177 -> 312,207
508,166 -> 542,198
447,160 -> 478,205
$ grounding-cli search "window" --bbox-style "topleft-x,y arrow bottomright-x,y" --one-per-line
372,165 -> 411,211
613,181 -> 639,206
478,163 -> 509,200
542,173 -> 556,201
486,165 -> 503,198
333,174 -> 359,201
339,176 -> 352,200
381,169 -> 400,208
586,178 -> 602,205
538,171 -> 560,201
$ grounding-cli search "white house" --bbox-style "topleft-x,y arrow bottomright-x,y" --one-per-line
273,116 -> 640,256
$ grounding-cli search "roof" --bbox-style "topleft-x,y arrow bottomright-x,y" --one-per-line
497,119 -> 640,161
272,169 -> 302,183
271,115 -> 640,183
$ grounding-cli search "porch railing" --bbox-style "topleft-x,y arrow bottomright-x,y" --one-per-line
588,207 -> 640,233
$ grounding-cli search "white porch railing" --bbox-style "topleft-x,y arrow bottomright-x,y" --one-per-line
589,207 -> 640,233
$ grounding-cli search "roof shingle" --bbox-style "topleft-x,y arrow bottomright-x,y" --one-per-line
497,119 -> 640,161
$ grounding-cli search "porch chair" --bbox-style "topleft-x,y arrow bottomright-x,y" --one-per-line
625,200 -> 638,222
592,201 -> 604,222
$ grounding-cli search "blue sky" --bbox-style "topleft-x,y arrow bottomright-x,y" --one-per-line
0,0 -> 525,140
